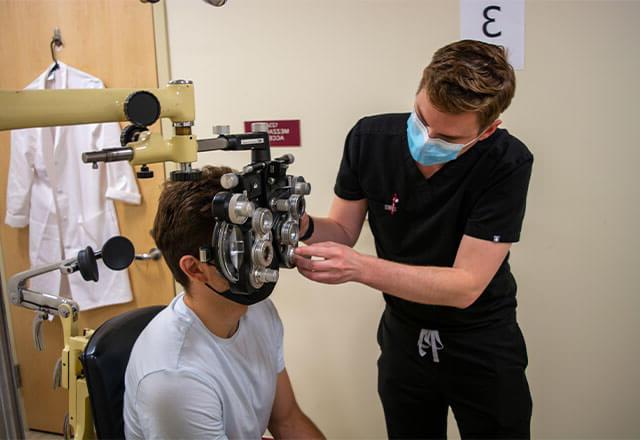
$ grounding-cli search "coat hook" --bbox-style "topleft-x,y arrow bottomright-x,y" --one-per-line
52,28 -> 63,48
48,27 -> 64,78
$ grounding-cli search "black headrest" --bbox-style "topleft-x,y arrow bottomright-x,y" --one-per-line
102,236 -> 135,271
80,305 -> 164,439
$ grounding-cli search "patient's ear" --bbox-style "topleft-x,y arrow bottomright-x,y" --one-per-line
179,255 -> 208,284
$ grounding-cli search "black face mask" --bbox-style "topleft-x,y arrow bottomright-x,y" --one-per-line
204,282 -> 272,306
202,261 -> 273,306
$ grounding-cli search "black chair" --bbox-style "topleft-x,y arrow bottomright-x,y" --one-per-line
80,305 -> 164,439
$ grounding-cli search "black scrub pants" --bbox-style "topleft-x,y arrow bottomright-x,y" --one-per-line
377,307 -> 532,439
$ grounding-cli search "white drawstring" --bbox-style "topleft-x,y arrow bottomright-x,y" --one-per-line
418,329 -> 444,363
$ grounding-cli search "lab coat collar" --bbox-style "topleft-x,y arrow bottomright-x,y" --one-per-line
33,62 -> 69,159
37,61 -> 69,90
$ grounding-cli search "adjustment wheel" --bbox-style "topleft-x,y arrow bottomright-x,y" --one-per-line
124,91 -> 161,126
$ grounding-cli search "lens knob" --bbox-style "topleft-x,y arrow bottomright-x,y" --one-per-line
294,180 -> 311,196
252,208 -> 274,235
280,220 -> 299,246
255,268 -> 278,283
221,173 -> 240,189
252,240 -> 274,267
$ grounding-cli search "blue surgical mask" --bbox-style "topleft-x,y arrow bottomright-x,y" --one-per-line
407,111 -> 474,166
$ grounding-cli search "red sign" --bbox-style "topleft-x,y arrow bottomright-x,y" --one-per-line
244,119 -> 301,147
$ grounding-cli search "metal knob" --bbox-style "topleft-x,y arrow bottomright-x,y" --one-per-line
282,246 -> 296,268
294,181 -> 311,195
252,208 -> 274,235
169,79 -> 193,85
251,122 -> 269,133
280,220 -> 299,246
251,240 -> 274,267
233,201 -> 254,222
271,195 -> 304,219
254,268 -> 279,284
221,173 -> 240,189
228,193 -> 254,224
213,125 -> 230,136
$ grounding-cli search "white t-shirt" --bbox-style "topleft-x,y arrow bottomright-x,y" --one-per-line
123,294 -> 285,439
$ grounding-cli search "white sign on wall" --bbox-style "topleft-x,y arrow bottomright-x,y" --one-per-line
460,0 -> 525,69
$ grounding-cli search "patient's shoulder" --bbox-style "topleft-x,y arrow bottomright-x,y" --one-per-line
126,297 -> 197,377
138,368 -> 220,400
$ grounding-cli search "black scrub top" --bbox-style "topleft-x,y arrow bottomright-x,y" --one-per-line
334,113 -> 533,330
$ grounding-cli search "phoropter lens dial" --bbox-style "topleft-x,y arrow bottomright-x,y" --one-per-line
252,208 -> 273,235
280,220 -> 299,246
251,239 -> 274,267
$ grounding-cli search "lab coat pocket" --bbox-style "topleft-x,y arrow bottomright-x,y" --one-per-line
29,217 -> 63,265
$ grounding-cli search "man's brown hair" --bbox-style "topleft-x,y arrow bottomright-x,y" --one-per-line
419,39 -> 516,130
151,165 -> 234,287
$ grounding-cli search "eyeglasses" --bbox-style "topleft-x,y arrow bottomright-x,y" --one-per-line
413,106 -> 489,146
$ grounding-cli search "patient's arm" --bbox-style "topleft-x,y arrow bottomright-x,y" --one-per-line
268,368 -> 325,440
133,370 -> 228,439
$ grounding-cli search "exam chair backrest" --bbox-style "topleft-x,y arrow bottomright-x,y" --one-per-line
81,305 -> 164,439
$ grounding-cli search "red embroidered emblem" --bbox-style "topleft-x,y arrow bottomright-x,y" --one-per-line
384,193 -> 400,215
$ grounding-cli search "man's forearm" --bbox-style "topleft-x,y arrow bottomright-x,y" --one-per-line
269,409 -> 325,440
300,214 -> 357,246
356,254 -> 480,308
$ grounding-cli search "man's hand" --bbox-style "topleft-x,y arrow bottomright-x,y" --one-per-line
294,242 -> 365,284
293,235 -> 512,309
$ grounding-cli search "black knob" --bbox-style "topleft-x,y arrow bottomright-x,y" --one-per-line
102,236 -> 135,271
124,91 -> 161,127
77,247 -> 99,282
212,191 -> 233,220
170,169 -> 203,181
137,164 -> 154,179
120,124 -> 148,146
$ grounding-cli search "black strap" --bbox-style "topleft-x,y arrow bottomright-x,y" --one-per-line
300,215 -> 315,241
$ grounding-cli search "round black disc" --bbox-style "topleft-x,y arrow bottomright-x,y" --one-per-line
124,91 -> 161,126
102,236 -> 135,271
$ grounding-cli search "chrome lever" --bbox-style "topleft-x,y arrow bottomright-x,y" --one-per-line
135,248 -> 161,261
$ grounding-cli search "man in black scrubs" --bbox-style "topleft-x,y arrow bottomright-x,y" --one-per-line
294,40 -> 533,439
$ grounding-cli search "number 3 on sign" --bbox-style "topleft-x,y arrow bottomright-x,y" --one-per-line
483,5 -> 502,38
460,0 -> 525,69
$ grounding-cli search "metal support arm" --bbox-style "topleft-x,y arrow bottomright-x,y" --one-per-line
7,260 -> 80,318
0,83 -> 194,131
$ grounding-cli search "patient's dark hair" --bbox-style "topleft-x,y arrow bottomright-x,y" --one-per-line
151,165 -> 233,288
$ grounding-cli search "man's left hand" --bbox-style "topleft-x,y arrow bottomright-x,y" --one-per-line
294,242 -> 364,285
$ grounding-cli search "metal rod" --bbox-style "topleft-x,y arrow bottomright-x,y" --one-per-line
135,248 -> 162,261
197,137 -> 230,152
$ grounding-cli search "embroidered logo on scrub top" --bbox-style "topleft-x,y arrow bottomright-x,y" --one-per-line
384,193 -> 400,215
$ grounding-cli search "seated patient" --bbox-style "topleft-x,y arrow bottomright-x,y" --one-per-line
124,166 -> 324,439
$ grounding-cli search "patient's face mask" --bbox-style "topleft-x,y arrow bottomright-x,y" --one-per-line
406,111 -> 482,166
199,155 -> 311,306
204,281 -> 270,306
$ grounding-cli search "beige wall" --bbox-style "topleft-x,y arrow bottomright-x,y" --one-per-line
164,0 -> 640,438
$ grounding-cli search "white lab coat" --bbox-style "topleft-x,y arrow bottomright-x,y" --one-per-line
5,62 -> 141,310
